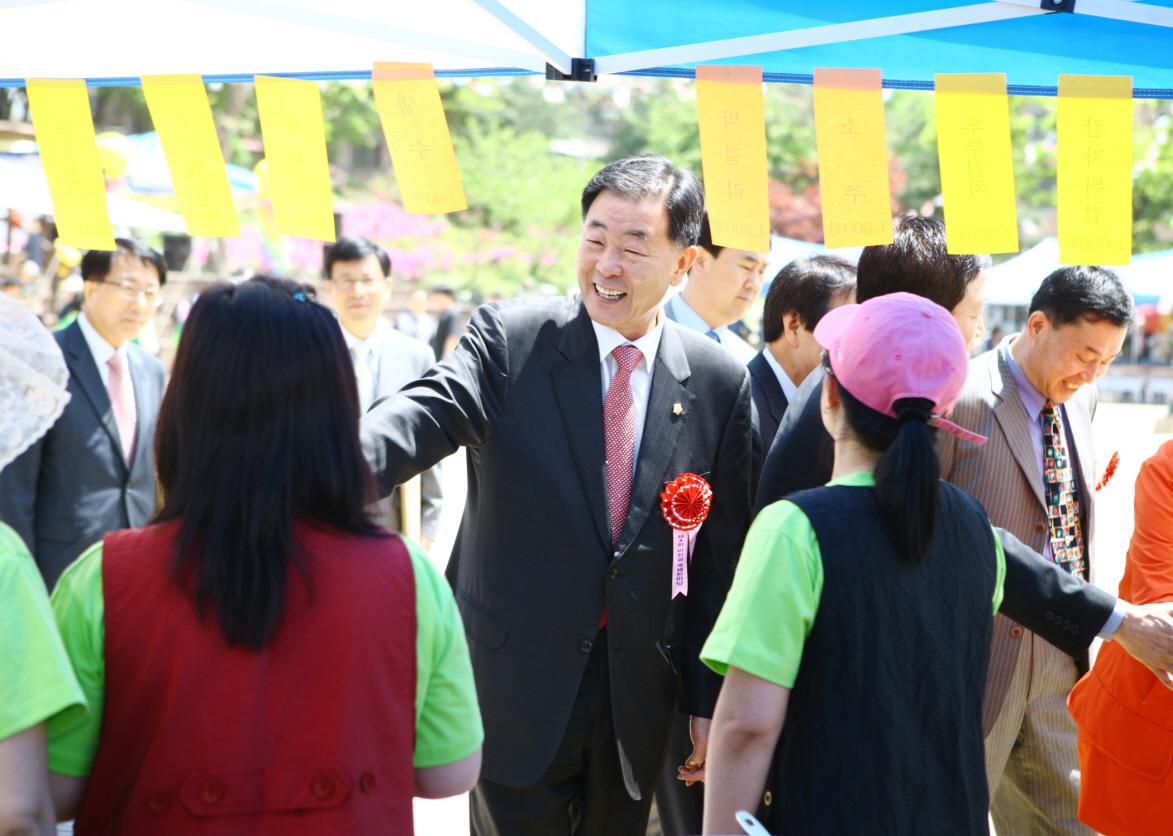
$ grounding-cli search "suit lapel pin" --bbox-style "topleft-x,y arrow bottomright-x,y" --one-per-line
672,403 -> 684,416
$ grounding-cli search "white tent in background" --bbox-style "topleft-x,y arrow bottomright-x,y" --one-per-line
984,237 -> 1058,307
0,157 -> 187,233
1112,249 -> 1173,305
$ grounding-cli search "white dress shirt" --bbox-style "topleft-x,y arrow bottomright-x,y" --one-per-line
592,318 -> 663,472
762,344 -> 800,403
77,312 -> 130,389
666,294 -> 758,364
341,316 -> 388,412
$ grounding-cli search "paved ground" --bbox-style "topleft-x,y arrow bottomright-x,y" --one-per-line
415,403 -> 1173,836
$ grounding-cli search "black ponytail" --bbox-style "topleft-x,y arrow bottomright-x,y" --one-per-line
839,385 -> 940,564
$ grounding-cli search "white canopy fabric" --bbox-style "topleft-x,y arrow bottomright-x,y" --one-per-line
0,158 -> 188,232
984,237 -> 1057,306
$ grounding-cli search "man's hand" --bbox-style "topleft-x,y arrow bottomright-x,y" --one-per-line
676,716 -> 711,786
1113,602 -> 1173,690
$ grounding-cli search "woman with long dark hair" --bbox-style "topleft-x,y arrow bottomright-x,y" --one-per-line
45,276 -> 481,835
700,293 -> 1004,836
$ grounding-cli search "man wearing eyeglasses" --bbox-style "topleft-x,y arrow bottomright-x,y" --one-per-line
324,236 -> 443,551
0,238 -> 167,589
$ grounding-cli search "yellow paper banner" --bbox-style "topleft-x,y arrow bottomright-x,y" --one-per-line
1058,75 -> 1133,265
935,74 -> 1018,255
695,65 -> 770,253
373,63 -> 467,215
142,75 -> 239,238
813,69 -> 893,249
26,79 -> 115,251
255,76 -> 335,242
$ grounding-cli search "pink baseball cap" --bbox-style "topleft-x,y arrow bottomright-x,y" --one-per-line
814,292 -> 986,445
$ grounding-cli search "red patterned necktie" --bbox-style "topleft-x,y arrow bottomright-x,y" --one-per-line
107,353 -> 137,464
1042,400 -> 1086,577
605,345 -> 643,547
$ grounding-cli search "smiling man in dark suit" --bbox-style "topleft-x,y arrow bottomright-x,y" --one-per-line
0,239 -> 166,589
360,155 -> 754,836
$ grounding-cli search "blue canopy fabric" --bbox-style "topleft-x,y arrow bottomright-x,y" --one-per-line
3,1 -> 1173,93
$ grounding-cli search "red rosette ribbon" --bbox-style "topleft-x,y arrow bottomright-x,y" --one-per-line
661,474 -> 712,598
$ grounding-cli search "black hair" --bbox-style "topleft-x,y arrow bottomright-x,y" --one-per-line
81,238 -> 168,286
1,276 -> 20,290
581,154 -> 705,249
762,255 -> 857,343
1029,265 -> 1136,329
154,275 -> 380,651
834,369 -> 940,565
323,236 -> 391,280
856,217 -> 988,311
431,284 -> 455,297
696,212 -> 722,259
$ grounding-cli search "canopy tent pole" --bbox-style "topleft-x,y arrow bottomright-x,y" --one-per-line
591,3 -> 1044,76
179,0 -> 548,73
466,0 -> 575,75
998,0 -> 1173,28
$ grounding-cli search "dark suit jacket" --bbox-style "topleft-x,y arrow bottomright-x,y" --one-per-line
754,365 -> 1116,659
0,321 -> 165,588
747,350 -> 788,452
361,297 -> 754,797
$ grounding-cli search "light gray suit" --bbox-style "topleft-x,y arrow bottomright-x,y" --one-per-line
938,344 -> 1097,836
359,322 -> 443,541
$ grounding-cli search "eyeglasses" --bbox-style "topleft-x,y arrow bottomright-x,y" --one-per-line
99,280 -> 162,306
330,277 -> 388,293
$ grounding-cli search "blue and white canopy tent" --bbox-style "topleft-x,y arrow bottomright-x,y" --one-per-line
2,0 -> 1173,92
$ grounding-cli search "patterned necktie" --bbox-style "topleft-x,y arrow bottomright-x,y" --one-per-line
705,329 -> 721,343
107,352 -> 137,464
352,343 -> 375,414
605,345 -> 643,547
1042,401 -> 1086,577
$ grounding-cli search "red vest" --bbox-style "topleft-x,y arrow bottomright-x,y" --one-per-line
76,521 -> 417,836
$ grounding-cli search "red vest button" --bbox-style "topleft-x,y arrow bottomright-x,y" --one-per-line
311,772 -> 337,799
359,772 -> 377,793
200,781 -> 224,805
145,793 -> 170,813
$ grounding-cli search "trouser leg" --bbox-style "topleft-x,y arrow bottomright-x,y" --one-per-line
653,712 -> 704,836
990,635 -> 1096,836
470,629 -> 654,836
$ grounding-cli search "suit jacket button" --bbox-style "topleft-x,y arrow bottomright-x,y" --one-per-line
1062,619 -> 1071,630
1045,611 -> 1054,621
608,568 -> 619,579
1010,627 -> 1023,638
580,640 -> 593,653
1035,523 -> 1046,534
311,772 -> 336,799
1071,625 -> 1079,635
359,772 -> 377,793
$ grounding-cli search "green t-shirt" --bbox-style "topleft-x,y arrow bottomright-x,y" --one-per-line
702,471 -> 1006,689
47,535 -> 482,775
0,522 -> 87,741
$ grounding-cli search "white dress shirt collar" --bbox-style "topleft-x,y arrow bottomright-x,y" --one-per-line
77,312 -> 129,387
340,315 -> 389,365
762,345 -> 799,403
591,317 -> 663,376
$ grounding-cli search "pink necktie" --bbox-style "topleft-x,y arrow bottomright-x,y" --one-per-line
107,353 -> 137,464
605,345 -> 643,547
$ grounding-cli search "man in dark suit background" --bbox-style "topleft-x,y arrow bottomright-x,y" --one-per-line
323,236 -> 443,549
749,254 -> 855,450
360,155 -> 754,836
0,239 -> 166,588
755,216 -> 1173,710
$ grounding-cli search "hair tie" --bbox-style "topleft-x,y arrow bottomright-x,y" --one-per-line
292,292 -> 307,303
893,401 -> 932,424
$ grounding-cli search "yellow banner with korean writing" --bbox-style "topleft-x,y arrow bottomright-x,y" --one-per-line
935,74 -> 1018,255
1058,75 -> 1132,265
26,79 -> 115,251
142,75 -> 239,238
255,76 -> 335,241
373,63 -> 467,215
813,68 -> 893,249
695,65 -> 769,253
